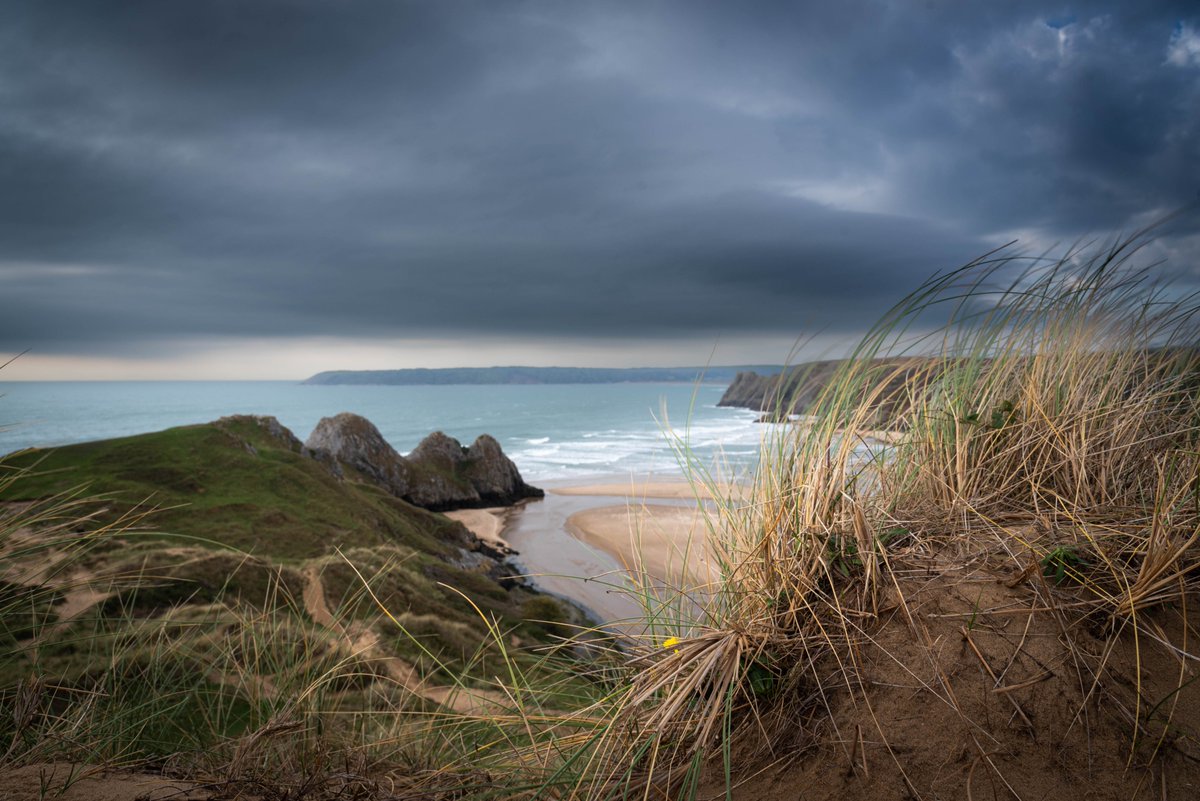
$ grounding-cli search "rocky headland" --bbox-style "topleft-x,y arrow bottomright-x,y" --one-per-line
719,357 -> 930,424
1,413 -> 548,592
0,411 -> 587,791
304,412 -> 543,511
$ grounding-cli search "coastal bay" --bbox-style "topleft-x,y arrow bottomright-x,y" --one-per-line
452,477 -> 724,630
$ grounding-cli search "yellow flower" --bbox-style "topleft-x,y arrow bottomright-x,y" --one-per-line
662,636 -> 680,653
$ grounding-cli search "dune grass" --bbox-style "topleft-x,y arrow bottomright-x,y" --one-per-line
553,232 -> 1200,797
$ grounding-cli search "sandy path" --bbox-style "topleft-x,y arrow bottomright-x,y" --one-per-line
302,564 -> 336,627
0,763 -> 209,801
301,564 -> 507,714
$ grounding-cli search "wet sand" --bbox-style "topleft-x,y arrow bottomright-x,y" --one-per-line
565,503 -> 715,588
490,477 -> 722,631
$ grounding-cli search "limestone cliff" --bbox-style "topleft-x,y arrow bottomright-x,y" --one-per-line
305,412 -> 411,496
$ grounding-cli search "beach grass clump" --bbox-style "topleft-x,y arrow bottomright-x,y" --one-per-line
582,231 -> 1200,798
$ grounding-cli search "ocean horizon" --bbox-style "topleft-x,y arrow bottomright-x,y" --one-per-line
0,380 -> 765,482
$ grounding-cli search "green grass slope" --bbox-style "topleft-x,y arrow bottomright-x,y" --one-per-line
0,416 -> 587,772
0,416 -> 469,560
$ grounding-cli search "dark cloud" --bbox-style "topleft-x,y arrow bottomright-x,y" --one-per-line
0,0 -> 1196,355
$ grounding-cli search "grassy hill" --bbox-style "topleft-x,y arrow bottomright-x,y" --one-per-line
0,415 -> 589,780
0,416 -> 481,559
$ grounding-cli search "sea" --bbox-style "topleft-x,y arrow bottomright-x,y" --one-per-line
0,381 -> 766,482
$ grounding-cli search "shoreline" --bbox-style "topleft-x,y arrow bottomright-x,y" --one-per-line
549,479 -> 719,500
444,506 -> 518,552
564,503 -> 715,588
451,477 -> 721,629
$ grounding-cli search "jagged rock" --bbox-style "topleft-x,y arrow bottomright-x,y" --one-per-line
487,560 -> 527,590
405,431 -> 480,509
305,413 -> 413,498
409,430 -> 468,468
215,415 -> 306,451
305,414 -> 542,512
464,434 -> 544,505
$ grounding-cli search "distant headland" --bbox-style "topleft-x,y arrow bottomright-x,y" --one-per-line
303,365 -> 785,385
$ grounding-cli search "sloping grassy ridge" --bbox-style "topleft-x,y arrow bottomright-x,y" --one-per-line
0,415 -> 589,787
0,416 -> 472,559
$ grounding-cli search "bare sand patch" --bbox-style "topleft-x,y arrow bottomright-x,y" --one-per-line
443,507 -> 514,551
0,763 -> 208,801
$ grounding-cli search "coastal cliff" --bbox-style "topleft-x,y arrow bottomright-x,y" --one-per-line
719,358 -> 930,423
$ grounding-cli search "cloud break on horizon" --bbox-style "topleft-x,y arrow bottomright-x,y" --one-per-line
1,1 -> 1198,379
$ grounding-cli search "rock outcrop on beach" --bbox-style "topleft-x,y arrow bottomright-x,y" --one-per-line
305,413 -> 543,511
463,434 -> 537,502
305,412 -> 412,496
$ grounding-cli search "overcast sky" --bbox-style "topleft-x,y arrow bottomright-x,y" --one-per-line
1,1 -> 1198,379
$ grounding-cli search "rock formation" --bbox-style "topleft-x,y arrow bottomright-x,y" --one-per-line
216,414 -> 346,477
305,413 -> 543,511
305,412 -> 411,496
404,431 -> 483,509
215,414 -> 306,451
464,434 -> 540,504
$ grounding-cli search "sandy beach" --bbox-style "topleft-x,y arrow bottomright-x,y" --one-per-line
456,478 -> 728,629
565,502 -> 716,588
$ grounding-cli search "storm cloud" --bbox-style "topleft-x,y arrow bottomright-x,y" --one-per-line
1,1 -> 1197,362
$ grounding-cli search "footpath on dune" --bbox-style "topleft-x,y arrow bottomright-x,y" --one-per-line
300,563 -> 510,715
